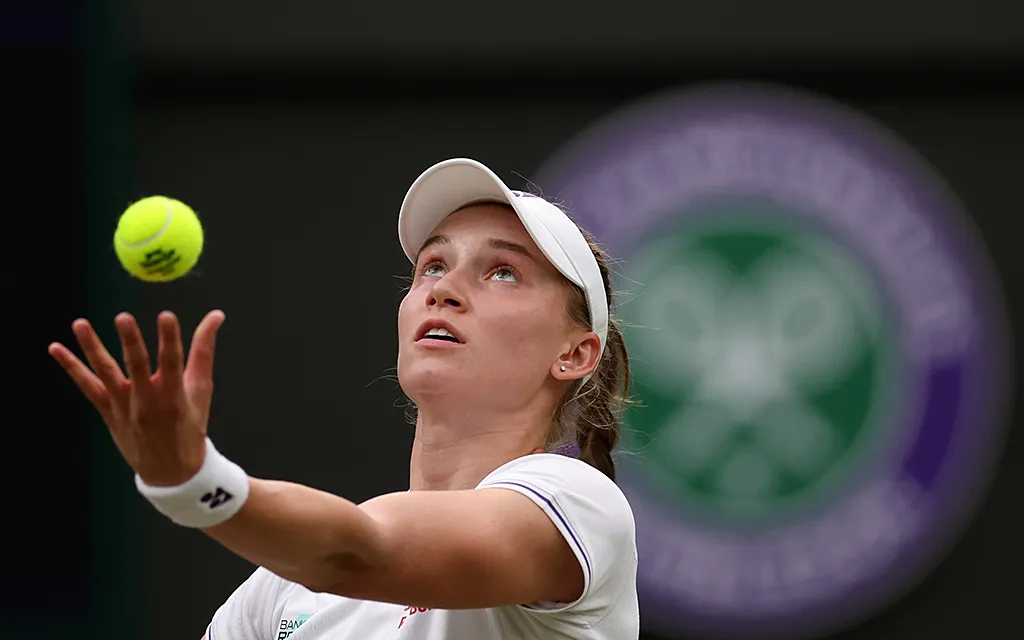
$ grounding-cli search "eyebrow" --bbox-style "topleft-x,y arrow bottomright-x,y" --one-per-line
418,234 -> 450,257
416,235 -> 538,263
487,238 -> 538,263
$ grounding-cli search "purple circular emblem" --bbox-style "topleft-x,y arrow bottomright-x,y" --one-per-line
536,84 -> 1012,639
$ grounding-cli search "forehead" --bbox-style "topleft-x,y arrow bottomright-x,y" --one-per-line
431,204 -> 539,250
426,204 -> 564,278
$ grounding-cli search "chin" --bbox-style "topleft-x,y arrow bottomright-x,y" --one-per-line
397,357 -> 468,398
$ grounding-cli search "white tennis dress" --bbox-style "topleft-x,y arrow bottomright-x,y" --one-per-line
205,454 -> 639,639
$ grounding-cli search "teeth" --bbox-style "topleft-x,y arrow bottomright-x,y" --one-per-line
425,327 -> 454,338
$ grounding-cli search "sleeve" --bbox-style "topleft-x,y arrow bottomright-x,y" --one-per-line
477,454 -> 637,617
206,567 -> 284,640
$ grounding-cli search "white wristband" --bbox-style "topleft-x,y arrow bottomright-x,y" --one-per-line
135,438 -> 250,528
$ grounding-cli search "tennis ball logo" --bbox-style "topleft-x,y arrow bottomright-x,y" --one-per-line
114,196 -> 204,282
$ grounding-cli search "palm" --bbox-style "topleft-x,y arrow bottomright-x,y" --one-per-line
48,310 -> 226,486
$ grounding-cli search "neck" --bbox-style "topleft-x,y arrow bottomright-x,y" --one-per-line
408,402 -> 551,491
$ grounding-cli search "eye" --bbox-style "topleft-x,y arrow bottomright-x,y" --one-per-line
421,261 -> 446,278
489,265 -> 519,282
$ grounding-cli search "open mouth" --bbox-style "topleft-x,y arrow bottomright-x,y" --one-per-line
420,327 -> 461,344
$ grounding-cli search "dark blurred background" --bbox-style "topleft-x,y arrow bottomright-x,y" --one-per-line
8,0 -> 1022,638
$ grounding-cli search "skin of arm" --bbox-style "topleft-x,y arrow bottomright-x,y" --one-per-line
203,477 -> 584,609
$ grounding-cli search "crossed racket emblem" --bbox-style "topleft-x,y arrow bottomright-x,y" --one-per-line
630,237 -> 882,503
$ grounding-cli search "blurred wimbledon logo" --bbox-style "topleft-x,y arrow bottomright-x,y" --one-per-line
623,213 -> 893,522
536,83 -> 1010,640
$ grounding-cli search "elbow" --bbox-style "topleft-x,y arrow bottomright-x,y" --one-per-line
294,551 -> 372,594
298,523 -> 392,595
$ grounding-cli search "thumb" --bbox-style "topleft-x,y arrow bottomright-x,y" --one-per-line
185,309 -> 226,385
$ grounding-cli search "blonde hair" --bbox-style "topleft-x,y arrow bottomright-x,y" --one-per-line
548,224 -> 632,481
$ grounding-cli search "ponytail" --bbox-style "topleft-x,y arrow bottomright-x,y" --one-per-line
552,232 -> 631,481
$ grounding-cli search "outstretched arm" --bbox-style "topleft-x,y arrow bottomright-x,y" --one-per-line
49,310 -> 583,610
205,480 -> 583,608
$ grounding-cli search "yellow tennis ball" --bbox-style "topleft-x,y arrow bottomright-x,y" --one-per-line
114,196 -> 204,282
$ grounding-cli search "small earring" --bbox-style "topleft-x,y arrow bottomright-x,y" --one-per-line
560,365 -> 567,372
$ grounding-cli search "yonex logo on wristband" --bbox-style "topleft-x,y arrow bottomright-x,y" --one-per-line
136,439 -> 250,528
201,487 -> 234,509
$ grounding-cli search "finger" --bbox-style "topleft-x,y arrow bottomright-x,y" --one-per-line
48,342 -> 114,420
72,318 -> 127,391
185,310 -> 226,383
156,310 -> 185,390
115,313 -> 154,386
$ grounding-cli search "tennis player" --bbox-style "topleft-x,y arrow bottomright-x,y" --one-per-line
49,158 -> 639,639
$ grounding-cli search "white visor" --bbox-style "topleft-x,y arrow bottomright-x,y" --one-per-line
398,158 -> 609,367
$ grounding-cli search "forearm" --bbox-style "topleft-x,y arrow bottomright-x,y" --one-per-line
203,478 -> 388,591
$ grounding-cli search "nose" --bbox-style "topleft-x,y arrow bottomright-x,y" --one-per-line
426,273 -> 467,310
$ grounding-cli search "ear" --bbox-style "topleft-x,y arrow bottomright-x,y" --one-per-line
551,332 -> 602,381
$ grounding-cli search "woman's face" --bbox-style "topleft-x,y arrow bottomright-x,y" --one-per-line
397,204 -> 578,409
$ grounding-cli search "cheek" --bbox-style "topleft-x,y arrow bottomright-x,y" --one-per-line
492,303 -> 566,359
397,290 -> 417,329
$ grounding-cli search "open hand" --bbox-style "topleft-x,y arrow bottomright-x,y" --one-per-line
48,310 -> 226,487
